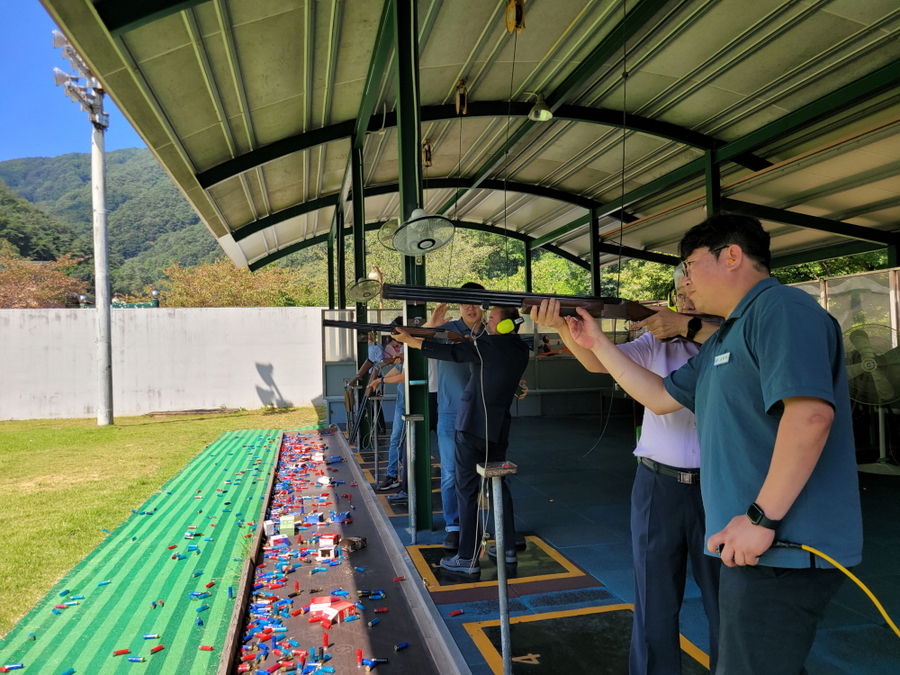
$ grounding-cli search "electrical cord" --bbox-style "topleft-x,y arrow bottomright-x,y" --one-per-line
772,541 -> 900,638
470,327 -> 493,570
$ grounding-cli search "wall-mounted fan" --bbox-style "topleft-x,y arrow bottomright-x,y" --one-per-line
392,208 -> 455,257
346,278 -> 381,304
845,324 -> 900,475
378,218 -> 400,251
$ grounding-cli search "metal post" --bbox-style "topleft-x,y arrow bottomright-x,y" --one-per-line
369,394 -> 381,483
403,413 -> 424,544
54,32 -> 113,426
92,122 -> 113,425
478,461 -> 517,675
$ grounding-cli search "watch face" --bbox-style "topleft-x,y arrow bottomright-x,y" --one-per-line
746,503 -> 763,524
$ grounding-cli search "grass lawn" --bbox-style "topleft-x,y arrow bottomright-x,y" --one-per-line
0,406 -> 324,638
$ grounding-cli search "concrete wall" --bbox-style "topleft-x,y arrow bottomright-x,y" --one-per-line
0,307 -> 325,420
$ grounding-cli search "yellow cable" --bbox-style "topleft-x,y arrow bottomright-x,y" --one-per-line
800,543 -> 900,638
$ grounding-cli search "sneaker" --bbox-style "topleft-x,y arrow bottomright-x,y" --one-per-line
487,545 -> 518,564
442,530 -> 460,550
387,490 -> 408,503
440,554 -> 480,574
376,475 -> 400,491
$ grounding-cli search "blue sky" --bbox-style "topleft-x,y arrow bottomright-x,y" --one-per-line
0,1 -> 147,162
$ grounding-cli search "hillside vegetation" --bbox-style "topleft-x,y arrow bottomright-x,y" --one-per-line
0,148 -> 890,307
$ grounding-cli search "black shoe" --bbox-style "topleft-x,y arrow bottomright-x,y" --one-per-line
387,490 -> 408,503
442,530 -> 460,550
376,475 -> 400,491
440,554 -> 480,574
487,545 -> 518,564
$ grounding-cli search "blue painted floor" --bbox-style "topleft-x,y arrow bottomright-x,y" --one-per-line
388,413 -> 900,674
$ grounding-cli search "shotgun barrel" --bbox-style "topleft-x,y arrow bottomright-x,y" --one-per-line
323,319 -> 468,342
381,283 -> 657,321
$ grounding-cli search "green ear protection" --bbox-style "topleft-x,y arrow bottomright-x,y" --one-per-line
496,316 -> 525,334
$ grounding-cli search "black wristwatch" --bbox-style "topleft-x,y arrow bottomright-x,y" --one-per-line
685,316 -> 702,341
746,502 -> 781,530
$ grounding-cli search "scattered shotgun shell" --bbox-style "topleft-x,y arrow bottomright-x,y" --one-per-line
113,649 -> 130,656
97,580 -> 111,586
150,645 -> 165,654
199,646 -> 214,651
449,609 -> 464,617
394,642 -> 409,651
127,657 -> 145,663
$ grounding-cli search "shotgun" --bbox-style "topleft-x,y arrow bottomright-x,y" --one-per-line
381,283 -> 657,321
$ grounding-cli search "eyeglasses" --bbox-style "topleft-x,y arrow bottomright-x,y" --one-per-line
680,245 -> 727,278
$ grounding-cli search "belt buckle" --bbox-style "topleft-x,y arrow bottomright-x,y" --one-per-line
677,471 -> 694,484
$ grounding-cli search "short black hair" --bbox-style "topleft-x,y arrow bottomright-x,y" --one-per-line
679,214 -> 771,271
493,306 -> 522,333
461,282 -> 485,290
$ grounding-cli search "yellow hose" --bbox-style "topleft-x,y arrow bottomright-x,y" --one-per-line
800,543 -> 900,638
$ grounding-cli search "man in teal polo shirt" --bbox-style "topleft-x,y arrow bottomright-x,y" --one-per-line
555,214 -> 862,675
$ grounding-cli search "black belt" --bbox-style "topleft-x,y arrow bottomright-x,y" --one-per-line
639,457 -> 700,485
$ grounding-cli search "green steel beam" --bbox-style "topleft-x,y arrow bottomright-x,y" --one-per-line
336,208 -> 347,308
95,0 -> 209,36
595,58 -> 900,222
353,2 -> 395,150
351,145 -> 368,319
327,228 -> 335,309
721,198 -> 900,246
771,241 -> 885,269
524,241 -> 533,293
705,150 -> 721,215
197,121 -> 355,189
393,0 -> 430,532
246,219 -> 591,271
589,209 -> 602,294
198,102 -> 768,190
232,195 -> 337,242
714,58 -> 900,165
362,177 -> 604,210
531,214 -> 592,248
436,0 -> 671,216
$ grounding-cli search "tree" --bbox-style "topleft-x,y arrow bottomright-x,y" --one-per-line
0,248 -> 87,308
157,259 -> 319,307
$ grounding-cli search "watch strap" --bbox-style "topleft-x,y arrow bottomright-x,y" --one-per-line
746,502 -> 781,530
685,316 -> 702,341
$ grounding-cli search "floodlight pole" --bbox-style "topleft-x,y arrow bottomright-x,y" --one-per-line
54,33 -> 113,426
91,115 -> 113,426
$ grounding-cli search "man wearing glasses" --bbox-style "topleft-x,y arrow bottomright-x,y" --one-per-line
553,214 -> 862,674
535,268 -> 721,675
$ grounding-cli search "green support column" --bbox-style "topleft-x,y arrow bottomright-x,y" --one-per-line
705,150 -> 721,216
888,244 -> 898,269
351,146 -> 374,449
336,209 -> 347,309
589,208 -> 602,295
394,0 -> 431,531
327,228 -> 335,309
524,240 -> 533,293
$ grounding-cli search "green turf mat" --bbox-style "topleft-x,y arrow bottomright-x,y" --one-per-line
0,429 -> 282,674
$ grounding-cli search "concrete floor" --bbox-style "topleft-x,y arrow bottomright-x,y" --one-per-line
385,412 -> 900,674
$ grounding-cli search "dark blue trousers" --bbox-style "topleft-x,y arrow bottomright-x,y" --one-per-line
718,565 -> 844,675
454,430 -> 515,561
630,462 -> 721,675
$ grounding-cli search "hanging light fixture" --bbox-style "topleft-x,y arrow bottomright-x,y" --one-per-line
422,139 -> 433,167
526,91 -> 553,122
455,79 -> 468,115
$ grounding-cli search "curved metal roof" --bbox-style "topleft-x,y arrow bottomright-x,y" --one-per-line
41,0 -> 900,271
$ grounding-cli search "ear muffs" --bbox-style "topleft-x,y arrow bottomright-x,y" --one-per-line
496,316 -> 525,334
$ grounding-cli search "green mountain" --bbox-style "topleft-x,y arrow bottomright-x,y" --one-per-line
0,148 -> 222,294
